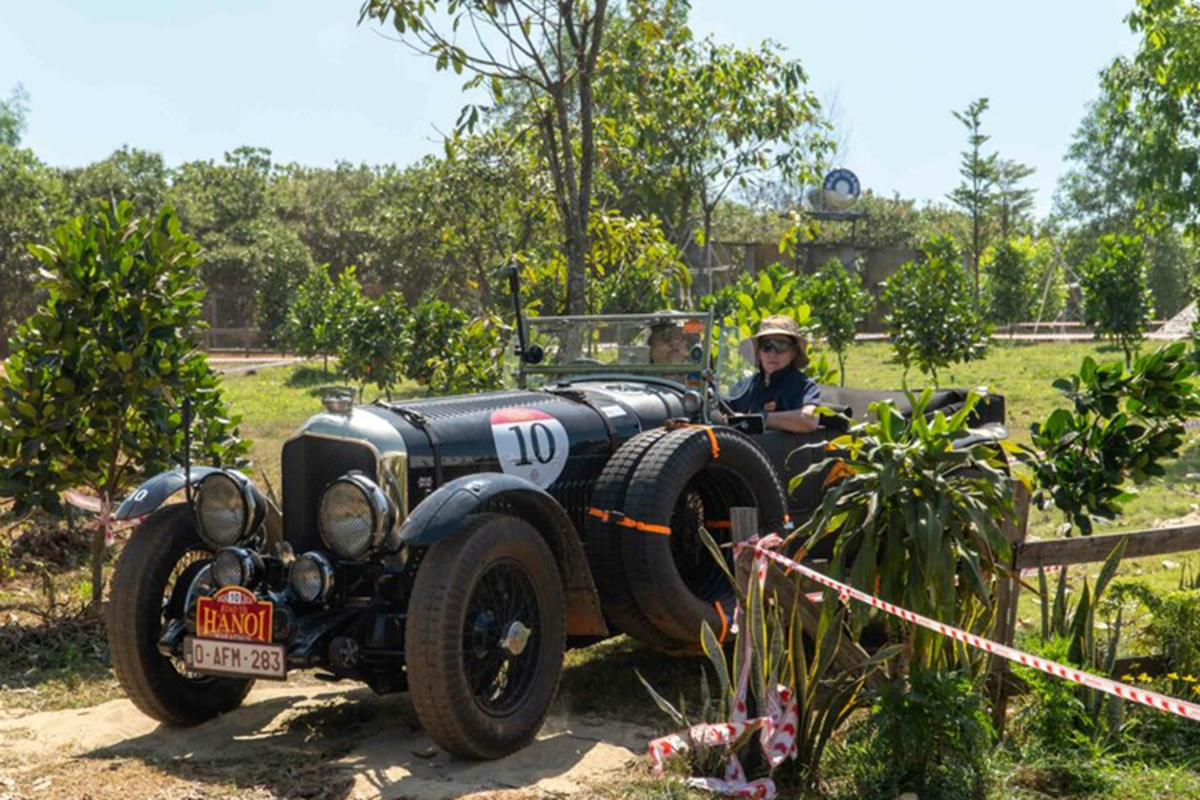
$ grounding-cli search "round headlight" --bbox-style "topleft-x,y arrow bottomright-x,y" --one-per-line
211,547 -> 262,589
194,471 -> 263,548
290,551 -> 334,604
318,474 -> 395,560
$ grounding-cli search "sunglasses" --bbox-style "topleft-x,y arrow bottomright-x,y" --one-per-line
757,338 -> 795,354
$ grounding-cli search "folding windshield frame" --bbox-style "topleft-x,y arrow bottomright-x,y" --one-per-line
516,310 -> 716,390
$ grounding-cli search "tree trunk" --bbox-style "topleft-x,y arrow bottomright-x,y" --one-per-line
837,351 -> 846,387
90,493 -> 110,605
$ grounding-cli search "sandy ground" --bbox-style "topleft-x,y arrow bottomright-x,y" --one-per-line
0,682 -> 653,800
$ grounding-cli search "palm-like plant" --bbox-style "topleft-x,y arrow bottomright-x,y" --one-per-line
794,389 -> 1016,672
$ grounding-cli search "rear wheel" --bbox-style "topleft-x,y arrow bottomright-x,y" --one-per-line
406,513 -> 565,759
107,503 -> 253,725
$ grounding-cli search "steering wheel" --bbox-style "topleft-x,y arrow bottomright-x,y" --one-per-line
567,357 -> 603,366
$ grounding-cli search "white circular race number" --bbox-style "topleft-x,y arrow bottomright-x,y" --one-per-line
490,408 -> 569,488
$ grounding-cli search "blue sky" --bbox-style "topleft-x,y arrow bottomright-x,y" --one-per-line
0,0 -> 1135,215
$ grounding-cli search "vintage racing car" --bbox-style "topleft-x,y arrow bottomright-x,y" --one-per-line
106,283 -> 1004,760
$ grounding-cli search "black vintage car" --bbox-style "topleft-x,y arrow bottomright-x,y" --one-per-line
106,296 -> 1004,760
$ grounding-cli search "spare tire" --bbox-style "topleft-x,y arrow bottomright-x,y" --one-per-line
584,428 -> 697,655
620,426 -> 788,644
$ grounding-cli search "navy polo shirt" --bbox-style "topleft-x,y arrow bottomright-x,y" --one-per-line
728,368 -> 820,415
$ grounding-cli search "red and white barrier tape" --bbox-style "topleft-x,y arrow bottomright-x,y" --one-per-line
743,536 -> 1200,723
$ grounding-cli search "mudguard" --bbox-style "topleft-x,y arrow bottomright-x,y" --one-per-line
399,473 -> 608,636
113,467 -> 222,521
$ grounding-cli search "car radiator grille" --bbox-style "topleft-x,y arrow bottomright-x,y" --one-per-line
282,436 -> 377,554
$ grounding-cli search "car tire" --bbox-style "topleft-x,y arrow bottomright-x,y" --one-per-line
584,428 -> 698,656
620,426 -> 788,644
406,513 -> 565,760
107,503 -> 253,725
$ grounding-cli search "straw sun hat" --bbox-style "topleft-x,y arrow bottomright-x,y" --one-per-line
737,315 -> 808,365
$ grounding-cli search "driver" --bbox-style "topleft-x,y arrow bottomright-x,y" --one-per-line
648,318 -> 690,365
720,315 -> 820,434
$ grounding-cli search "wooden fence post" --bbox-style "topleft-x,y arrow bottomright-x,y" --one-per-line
989,481 -> 1032,734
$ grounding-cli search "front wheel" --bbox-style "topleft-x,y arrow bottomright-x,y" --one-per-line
406,513 -> 565,759
107,503 -> 253,725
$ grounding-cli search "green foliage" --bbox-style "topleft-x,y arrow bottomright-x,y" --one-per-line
62,146 -> 168,214
1110,581 -> 1200,678
1105,0 -> 1200,234
284,264 -> 364,366
883,236 -> 990,384
0,83 -> 29,148
640,527 -> 891,792
0,143 -> 69,353
1029,342 -> 1200,535
837,670 -> 994,800
804,258 -> 874,385
521,211 -> 689,316
705,268 -> 839,385
399,298 -> 504,395
1080,234 -> 1152,366
795,389 -> 1013,672
947,97 -> 999,295
337,291 -> 409,399
595,5 -> 829,260
984,239 -> 1035,331
0,202 -> 248,599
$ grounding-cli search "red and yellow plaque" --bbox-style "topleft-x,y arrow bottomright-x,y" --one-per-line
196,586 -> 274,643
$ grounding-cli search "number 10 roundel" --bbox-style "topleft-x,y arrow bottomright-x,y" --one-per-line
489,408 -> 570,488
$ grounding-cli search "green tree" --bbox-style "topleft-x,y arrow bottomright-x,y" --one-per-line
0,202 -> 249,602
359,0 -> 611,317
398,298 -> 504,394
947,98 -> 999,301
1080,234 -> 1152,367
284,263 -> 364,371
1054,86 -> 1197,319
596,8 -> 828,292
804,257 -> 874,385
1105,0 -> 1200,233
995,158 -> 1036,239
338,291 -> 409,399
521,211 -> 690,316
169,147 -> 312,343
984,239 -> 1036,333
0,83 -> 29,147
883,236 -> 990,384
62,146 -> 169,215
0,145 -> 69,356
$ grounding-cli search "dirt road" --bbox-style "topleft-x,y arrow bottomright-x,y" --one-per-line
0,683 -> 653,799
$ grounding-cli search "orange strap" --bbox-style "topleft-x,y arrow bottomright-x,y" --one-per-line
673,423 -> 720,460
587,507 -> 671,536
715,601 -> 729,644
706,520 -> 732,529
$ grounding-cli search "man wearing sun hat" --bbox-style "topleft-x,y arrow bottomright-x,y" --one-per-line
723,314 -> 821,434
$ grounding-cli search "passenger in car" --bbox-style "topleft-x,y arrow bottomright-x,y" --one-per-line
720,315 -> 821,434
648,318 -> 690,365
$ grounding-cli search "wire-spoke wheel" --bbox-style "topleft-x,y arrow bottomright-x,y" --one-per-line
406,513 -> 565,759
107,504 -> 253,725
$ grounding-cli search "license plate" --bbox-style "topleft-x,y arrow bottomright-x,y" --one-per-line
184,636 -> 287,680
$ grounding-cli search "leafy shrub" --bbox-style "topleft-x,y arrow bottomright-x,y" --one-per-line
803,258 -> 874,385
0,202 -> 248,601
883,236 -> 990,384
835,670 -> 994,800
640,530 -> 891,793
795,389 -> 1013,671
984,239 -> 1035,332
1029,342 -> 1200,535
1080,234 -> 1152,367
283,263 -> 364,371
400,298 -> 505,395
337,291 -> 409,399
1110,582 -> 1200,679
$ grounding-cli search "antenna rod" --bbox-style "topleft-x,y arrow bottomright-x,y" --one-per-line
183,395 -> 193,506
508,262 -> 527,358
